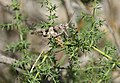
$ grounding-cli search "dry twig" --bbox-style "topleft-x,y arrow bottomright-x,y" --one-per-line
0,53 -> 17,65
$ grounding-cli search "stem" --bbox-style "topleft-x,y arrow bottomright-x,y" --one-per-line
97,79 -> 102,83
30,50 -> 44,73
41,54 -> 48,63
92,46 -> 112,60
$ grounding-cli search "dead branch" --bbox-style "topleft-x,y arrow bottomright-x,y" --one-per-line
74,0 -> 91,15
62,0 -> 77,27
0,53 -> 17,65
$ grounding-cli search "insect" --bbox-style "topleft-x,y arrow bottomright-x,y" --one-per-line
31,23 -> 69,47
31,12 -> 75,47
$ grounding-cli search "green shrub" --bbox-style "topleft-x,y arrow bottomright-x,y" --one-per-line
1,0 -> 120,83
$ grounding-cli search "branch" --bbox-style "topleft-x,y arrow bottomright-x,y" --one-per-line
0,53 -> 25,73
74,0 -> 91,15
0,53 -> 17,65
63,0 -> 77,27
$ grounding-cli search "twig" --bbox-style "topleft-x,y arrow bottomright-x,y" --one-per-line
92,46 -> 112,60
30,50 -> 44,73
74,0 -> 91,15
0,53 -> 17,65
0,53 -> 26,74
63,0 -> 76,27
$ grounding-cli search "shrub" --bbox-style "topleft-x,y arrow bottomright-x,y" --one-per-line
1,0 -> 120,83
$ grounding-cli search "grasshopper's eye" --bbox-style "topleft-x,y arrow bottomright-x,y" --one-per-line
60,24 -> 64,27
63,23 -> 68,29
59,24 -> 64,29
60,24 -> 63,26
